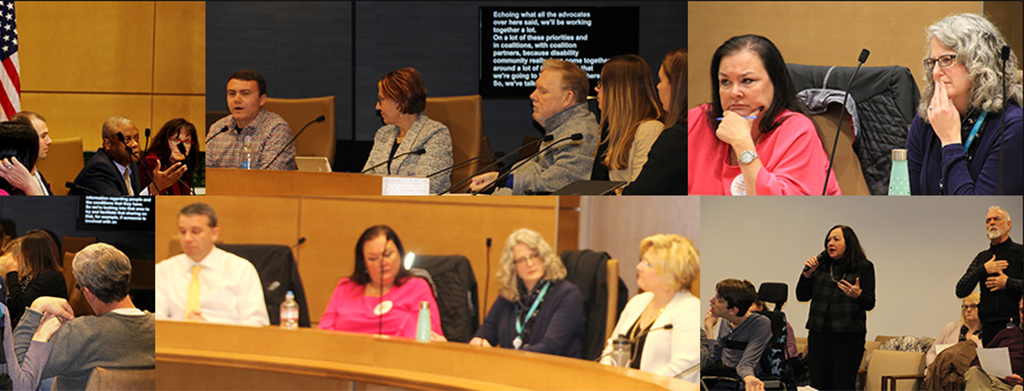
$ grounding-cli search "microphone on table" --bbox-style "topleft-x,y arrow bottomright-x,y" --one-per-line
206,125 -> 231,143
473,133 -> 583,195
361,149 -> 426,174
823,48 -> 869,196
143,128 -> 151,152
116,132 -> 154,195
291,237 -> 307,250
171,142 -> 196,195
593,324 -> 674,362
997,45 -> 1010,194
264,115 -> 326,169
441,134 -> 554,195
427,151 -> 506,178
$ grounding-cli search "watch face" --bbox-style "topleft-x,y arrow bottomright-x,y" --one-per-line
740,151 -> 757,165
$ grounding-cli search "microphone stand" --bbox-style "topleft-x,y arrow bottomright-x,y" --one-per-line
264,115 -> 326,169
116,133 -> 154,196
823,49 -> 869,195
473,134 -> 581,195
440,135 -> 553,195
206,125 -> 230,143
426,152 -> 504,178
998,45 -> 1009,194
361,149 -> 426,174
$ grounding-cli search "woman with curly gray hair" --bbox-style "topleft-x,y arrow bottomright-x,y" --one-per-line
906,13 -> 1022,195
469,228 -> 585,358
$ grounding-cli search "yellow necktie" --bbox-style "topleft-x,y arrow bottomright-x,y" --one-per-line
184,265 -> 201,318
123,168 -> 134,196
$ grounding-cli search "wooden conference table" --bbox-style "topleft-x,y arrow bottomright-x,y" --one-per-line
156,320 -> 695,390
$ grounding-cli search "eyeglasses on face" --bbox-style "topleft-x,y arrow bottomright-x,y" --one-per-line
962,304 -> 978,311
924,54 -> 957,71
170,137 -> 193,148
513,253 -> 542,265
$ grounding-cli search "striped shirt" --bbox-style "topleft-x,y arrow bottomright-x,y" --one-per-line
206,109 -> 297,171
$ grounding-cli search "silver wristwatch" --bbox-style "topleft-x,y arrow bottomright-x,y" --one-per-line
739,150 -> 759,165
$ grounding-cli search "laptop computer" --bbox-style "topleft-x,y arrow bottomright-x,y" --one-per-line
295,156 -> 332,172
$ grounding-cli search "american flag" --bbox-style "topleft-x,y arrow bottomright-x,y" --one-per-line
0,1 -> 18,121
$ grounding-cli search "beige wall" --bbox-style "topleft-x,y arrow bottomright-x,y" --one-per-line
688,1 -> 988,109
17,1 -> 206,151
155,196 -> 564,325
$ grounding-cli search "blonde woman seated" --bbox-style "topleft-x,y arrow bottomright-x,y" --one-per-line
600,234 -> 700,382
469,228 -> 585,358
925,292 -> 981,374
591,54 -> 664,189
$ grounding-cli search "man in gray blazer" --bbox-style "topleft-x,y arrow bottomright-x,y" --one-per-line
470,59 -> 598,195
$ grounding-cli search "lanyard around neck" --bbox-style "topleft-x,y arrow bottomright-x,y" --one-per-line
963,111 -> 988,153
515,281 -> 551,336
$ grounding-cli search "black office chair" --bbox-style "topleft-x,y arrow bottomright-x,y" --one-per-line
407,254 -> 480,343
561,249 -> 629,361
219,244 -> 311,327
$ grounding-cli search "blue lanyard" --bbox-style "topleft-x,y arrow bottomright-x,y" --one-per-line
515,281 -> 551,336
963,111 -> 988,153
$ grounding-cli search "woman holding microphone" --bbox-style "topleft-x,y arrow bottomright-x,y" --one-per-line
796,225 -> 875,390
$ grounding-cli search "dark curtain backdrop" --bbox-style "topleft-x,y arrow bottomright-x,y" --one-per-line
207,1 -> 685,167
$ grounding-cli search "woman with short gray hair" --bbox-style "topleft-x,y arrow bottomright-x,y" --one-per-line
906,13 -> 1022,195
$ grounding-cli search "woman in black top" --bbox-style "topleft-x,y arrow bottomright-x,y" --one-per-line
1,229 -> 68,325
796,225 -> 876,391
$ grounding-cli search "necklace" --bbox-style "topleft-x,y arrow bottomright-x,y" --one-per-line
829,261 -> 846,283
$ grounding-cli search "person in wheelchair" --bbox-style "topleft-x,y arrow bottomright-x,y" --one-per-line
703,279 -> 772,391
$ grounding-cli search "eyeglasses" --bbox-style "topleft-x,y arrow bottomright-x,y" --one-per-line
637,256 -> 655,269
595,80 -> 603,92
962,304 -> 978,311
924,54 -> 958,71
170,137 -> 193,148
513,253 -> 542,265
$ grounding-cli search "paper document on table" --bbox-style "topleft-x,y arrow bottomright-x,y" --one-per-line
976,346 -> 1012,378
381,176 -> 429,195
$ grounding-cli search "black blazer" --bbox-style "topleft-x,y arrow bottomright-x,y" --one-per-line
621,123 -> 687,195
70,148 -> 142,196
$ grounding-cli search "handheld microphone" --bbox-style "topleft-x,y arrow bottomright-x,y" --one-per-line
803,253 -> 827,273
361,148 -> 427,174
264,115 -> 326,169
426,151 -> 505,178
206,125 -> 230,143
116,132 -> 154,195
441,134 -> 555,195
823,49 -> 869,195
473,133 -> 583,195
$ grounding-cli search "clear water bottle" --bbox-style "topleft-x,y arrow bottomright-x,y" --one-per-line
888,148 -> 910,196
280,290 -> 299,330
241,135 -> 254,170
610,336 -> 631,367
416,301 -> 431,342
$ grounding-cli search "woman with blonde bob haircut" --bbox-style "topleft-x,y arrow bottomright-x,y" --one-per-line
601,234 -> 700,382
470,228 -> 585,358
591,54 -> 665,187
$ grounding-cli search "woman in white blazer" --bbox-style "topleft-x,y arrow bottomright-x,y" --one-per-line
600,234 -> 701,383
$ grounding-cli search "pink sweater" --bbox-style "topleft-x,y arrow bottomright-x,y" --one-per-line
318,277 -> 443,338
688,104 -> 841,195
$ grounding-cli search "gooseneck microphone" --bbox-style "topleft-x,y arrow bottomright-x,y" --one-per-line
116,132 -> 154,195
593,324 -> 674,362
206,125 -> 230,143
264,115 -> 326,169
426,151 -> 506,179
473,133 -> 583,195
291,237 -> 307,250
823,49 -> 870,196
143,128 -> 151,153
361,148 -> 427,174
175,143 -> 197,195
440,134 -> 554,195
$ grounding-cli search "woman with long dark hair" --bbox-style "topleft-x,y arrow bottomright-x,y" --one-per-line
689,35 -> 840,195
318,225 -> 442,338
796,225 -> 876,390
1,229 -> 68,325
141,118 -> 198,195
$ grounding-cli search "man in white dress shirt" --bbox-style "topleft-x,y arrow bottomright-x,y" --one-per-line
155,202 -> 269,326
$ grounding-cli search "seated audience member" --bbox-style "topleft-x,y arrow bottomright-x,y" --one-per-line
11,111 -> 53,195
319,225 -> 442,338
469,228 -> 584,357
362,67 -> 453,194
906,13 -> 1022,195
599,234 -> 700,381
14,243 -> 155,390
1,230 -> 68,325
0,296 -> 63,390
590,55 -> 664,191
206,69 -> 297,171
926,292 -> 981,374
140,118 -> 196,195
689,35 -> 840,195
155,203 -> 269,326
622,46 -> 687,195
470,59 -> 599,195
704,279 -> 772,391
963,297 -> 1023,391
0,121 -> 44,195
749,298 -> 797,360
70,116 -> 180,196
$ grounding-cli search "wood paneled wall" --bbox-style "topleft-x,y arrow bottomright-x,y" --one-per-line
155,196 -> 563,325
17,1 -> 205,151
